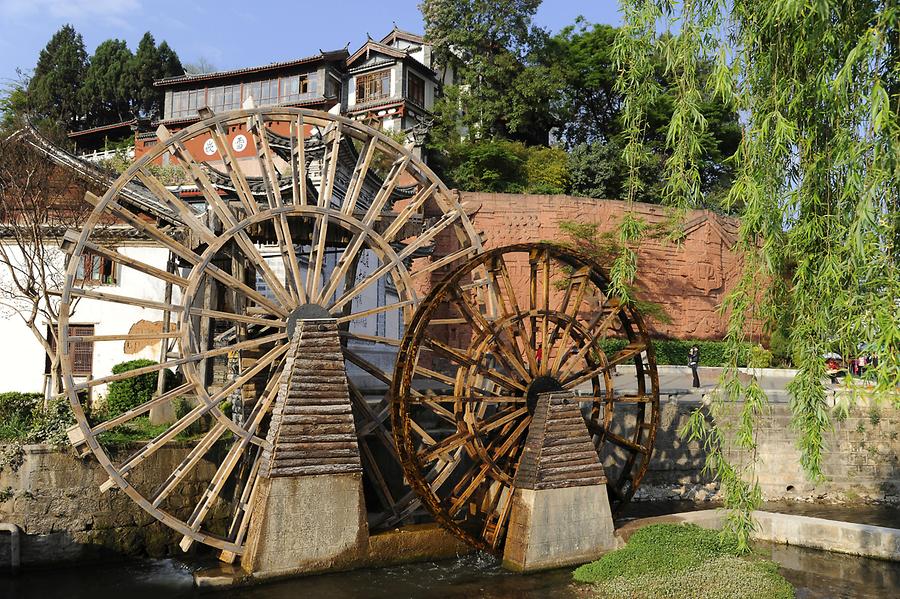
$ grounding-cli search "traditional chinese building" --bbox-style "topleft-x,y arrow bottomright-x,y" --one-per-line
67,27 -> 444,162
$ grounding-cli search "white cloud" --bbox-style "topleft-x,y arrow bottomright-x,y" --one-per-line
0,0 -> 141,26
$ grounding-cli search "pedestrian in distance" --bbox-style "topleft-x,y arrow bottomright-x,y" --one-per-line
689,344 -> 700,388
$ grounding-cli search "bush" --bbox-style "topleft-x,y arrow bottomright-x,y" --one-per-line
523,146 -> 569,194
27,396 -> 75,445
748,345 -> 773,368
105,359 -> 174,418
0,392 -> 43,440
0,392 -> 75,472
443,139 -> 571,195
595,338 -> 752,367
768,329 -> 792,367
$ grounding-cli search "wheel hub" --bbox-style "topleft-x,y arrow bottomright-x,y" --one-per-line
286,303 -> 333,339
525,375 -> 564,415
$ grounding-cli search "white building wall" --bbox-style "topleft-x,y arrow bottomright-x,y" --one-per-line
0,242 -> 172,396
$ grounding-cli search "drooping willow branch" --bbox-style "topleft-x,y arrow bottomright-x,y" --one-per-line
617,0 -> 900,550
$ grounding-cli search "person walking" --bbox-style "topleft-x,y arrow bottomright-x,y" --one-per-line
689,344 -> 700,388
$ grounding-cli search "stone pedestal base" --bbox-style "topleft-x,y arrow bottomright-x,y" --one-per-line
502,484 -> 617,571
501,391 -> 618,571
241,472 -> 368,578
148,400 -> 175,425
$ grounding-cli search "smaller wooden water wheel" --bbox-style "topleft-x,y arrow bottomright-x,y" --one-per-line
391,242 -> 660,553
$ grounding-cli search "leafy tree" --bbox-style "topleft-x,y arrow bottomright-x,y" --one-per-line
421,0 -> 554,142
157,42 -> 184,79
0,79 -> 29,134
440,139 -> 567,194
553,21 -> 740,208
26,24 -> 88,130
80,39 -> 135,126
566,139 -> 626,200
551,20 -> 622,147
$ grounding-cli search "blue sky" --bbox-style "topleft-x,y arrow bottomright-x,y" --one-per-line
0,0 -> 621,85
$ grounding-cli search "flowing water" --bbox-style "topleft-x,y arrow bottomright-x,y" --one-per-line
3,503 -> 899,599
3,544 -> 898,599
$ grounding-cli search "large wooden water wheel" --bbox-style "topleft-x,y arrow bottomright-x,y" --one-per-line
391,243 -> 660,554
58,108 -> 481,555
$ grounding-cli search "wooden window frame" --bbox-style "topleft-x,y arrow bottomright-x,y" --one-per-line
407,72 -> 425,107
356,69 -> 392,104
75,253 -> 117,286
47,324 -> 94,377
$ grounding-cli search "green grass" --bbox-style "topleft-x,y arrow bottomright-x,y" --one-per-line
96,416 -> 204,445
573,524 -> 794,599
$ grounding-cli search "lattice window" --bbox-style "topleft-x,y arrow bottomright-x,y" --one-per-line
47,324 -> 94,377
356,69 -> 391,104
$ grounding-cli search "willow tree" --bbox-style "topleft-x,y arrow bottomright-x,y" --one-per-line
614,0 -> 900,548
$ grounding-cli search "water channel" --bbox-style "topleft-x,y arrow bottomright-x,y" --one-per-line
3,503 -> 898,599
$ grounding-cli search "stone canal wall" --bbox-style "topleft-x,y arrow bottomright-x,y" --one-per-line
0,443 -> 224,566
1,399 -> 896,567
637,398 -> 900,504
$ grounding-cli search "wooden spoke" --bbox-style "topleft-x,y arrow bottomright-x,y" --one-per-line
449,286 -> 530,381
80,241 -> 189,288
207,121 -> 258,216
290,115 -> 307,206
69,330 -> 182,344
407,394 -> 525,404
381,182 -> 435,242
82,193 -> 285,317
540,248 -> 551,375
548,267 -> 591,373
556,302 -> 622,379
562,341 -> 647,389
74,332 -> 286,391
341,137 -> 376,215
490,254 -> 538,375
329,207 -> 460,313
251,114 -> 306,303
91,383 -> 193,435
586,421 -> 649,455
335,299 -> 414,324
151,423 -> 228,507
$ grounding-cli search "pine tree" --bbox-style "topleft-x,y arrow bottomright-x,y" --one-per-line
80,39 -> 135,126
131,32 -> 161,118
130,33 -> 183,119
27,24 -> 88,130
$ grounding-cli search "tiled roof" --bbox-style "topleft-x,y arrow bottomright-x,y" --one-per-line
380,26 -> 425,45
68,119 -> 136,138
347,39 -> 408,66
154,49 -> 349,87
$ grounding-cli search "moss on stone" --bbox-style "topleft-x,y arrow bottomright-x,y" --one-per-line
573,524 -> 794,599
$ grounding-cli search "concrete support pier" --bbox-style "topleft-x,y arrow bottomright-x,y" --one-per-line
241,318 -> 368,579
502,392 -> 618,571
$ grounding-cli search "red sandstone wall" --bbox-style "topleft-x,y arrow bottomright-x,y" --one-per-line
454,192 -> 746,340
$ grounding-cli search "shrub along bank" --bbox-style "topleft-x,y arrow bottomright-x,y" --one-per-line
599,339 -> 757,367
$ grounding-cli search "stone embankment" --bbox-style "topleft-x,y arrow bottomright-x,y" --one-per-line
636,398 -> 900,505
0,443 -> 225,566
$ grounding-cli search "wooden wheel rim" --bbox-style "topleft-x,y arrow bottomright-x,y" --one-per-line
391,242 -> 660,554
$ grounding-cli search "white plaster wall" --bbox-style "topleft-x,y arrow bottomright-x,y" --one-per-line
0,242 -> 172,396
